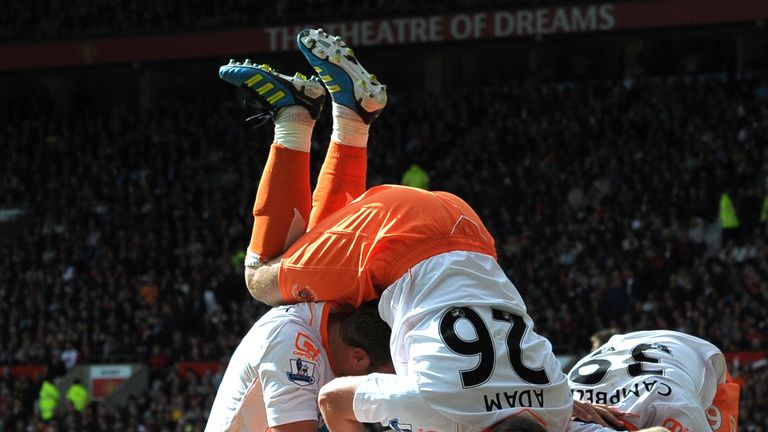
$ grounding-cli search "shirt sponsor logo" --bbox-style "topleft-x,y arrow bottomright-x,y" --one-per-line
706,405 -> 722,430
388,419 -> 412,432
286,358 -> 316,386
294,332 -> 321,361
662,417 -> 691,432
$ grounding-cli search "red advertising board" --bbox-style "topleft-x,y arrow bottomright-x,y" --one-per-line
177,361 -> 222,379
89,365 -> 132,401
3,365 -> 46,380
1,0 -> 767,71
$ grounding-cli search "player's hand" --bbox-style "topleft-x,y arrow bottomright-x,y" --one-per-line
572,400 -> 627,428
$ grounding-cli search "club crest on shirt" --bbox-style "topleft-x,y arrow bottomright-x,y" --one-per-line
286,358 -> 316,386
291,284 -> 317,301
388,419 -> 412,432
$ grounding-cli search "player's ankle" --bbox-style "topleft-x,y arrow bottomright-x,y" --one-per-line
274,106 -> 315,152
331,103 -> 369,148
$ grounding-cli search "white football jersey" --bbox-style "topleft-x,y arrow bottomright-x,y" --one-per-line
364,251 -> 572,432
205,302 -> 334,432
567,330 -> 726,431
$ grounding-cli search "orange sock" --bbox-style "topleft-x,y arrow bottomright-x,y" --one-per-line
308,142 -> 367,230
706,370 -> 740,432
247,144 -> 311,261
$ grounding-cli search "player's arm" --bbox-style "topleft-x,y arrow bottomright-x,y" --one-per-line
572,400 -> 626,428
568,422 -> 670,432
259,320 -> 329,430
245,257 -> 286,305
317,376 -> 366,432
271,420 -> 319,432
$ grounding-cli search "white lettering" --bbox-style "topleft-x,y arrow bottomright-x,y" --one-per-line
337,21 -> 360,45
428,16 -> 443,41
450,14 -> 472,40
571,6 -> 597,31
392,18 -> 408,42
599,4 -> 616,30
323,23 -> 340,36
473,13 -> 487,38
411,18 -> 428,42
265,8 -> 616,52
378,21 -> 394,44
494,12 -> 515,37
535,9 -> 551,34
551,8 -> 571,33
517,10 -> 534,35
264,27 -> 282,51
361,20 -> 375,45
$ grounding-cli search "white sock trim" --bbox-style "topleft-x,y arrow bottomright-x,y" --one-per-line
331,103 -> 369,148
274,106 -> 314,152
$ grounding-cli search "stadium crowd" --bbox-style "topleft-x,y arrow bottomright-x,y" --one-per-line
1,71 -> 767,430
0,0 -> 633,42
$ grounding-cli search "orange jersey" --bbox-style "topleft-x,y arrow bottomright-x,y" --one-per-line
278,185 -> 497,306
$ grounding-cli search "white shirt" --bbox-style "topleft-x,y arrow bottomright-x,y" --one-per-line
356,251 -> 573,432
567,330 -> 726,431
205,302 -> 334,432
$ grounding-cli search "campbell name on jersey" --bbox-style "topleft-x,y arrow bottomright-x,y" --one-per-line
568,331 -> 723,406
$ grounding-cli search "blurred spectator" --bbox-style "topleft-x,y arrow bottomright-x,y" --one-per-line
1,71 -> 767,429
0,0 -> 629,42
38,379 -> 59,421
65,379 -> 89,412
401,163 -> 430,190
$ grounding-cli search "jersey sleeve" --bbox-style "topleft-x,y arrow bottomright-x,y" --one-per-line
258,324 -> 328,427
352,373 -> 456,431
707,373 -> 740,432
652,402 -> 712,432
278,227 -> 376,306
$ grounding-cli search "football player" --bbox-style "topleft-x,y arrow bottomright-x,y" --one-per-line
567,330 -> 739,432
205,302 -> 392,432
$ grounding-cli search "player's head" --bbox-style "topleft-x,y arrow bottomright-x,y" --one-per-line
590,328 -> 620,351
327,301 -> 393,376
489,416 -> 547,432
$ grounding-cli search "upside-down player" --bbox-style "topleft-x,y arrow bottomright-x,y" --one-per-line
204,301 -> 392,432
567,330 -> 740,432
206,57 -> 394,432
218,28 -> 668,432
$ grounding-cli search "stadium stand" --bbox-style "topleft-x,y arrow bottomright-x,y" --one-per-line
0,0 -> 633,42
1,2 -> 767,431
2,70 -> 767,431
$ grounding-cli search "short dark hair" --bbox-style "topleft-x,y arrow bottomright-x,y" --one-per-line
490,417 -> 547,432
590,328 -> 619,350
340,301 -> 392,372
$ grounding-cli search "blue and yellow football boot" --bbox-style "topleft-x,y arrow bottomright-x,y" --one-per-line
219,60 -> 326,125
297,29 -> 387,124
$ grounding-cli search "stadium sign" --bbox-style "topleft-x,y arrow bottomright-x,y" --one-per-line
264,5 -> 616,51
1,0 -> 767,70
89,364 -> 133,400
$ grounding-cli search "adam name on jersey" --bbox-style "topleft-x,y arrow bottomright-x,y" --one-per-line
483,389 -> 546,412
571,378 -> 672,405
286,358 -> 316,386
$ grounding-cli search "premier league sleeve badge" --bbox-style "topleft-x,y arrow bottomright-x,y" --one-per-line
286,358 -> 317,386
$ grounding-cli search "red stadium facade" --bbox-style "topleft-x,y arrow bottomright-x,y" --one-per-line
0,0 -> 767,71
